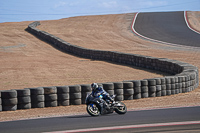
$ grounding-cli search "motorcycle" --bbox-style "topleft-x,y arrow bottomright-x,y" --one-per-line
86,93 -> 127,116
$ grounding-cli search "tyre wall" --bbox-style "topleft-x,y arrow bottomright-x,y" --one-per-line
0,21 -> 198,112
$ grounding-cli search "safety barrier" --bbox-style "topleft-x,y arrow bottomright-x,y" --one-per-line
0,21 -> 198,111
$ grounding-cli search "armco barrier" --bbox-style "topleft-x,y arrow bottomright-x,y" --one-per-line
0,21 -> 199,112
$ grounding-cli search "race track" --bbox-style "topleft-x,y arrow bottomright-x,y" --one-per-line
133,11 -> 200,47
0,106 -> 200,133
1,11 -> 200,133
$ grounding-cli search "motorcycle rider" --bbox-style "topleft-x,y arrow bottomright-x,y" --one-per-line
91,83 -> 115,108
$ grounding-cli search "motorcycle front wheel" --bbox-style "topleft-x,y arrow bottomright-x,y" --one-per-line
114,102 -> 127,114
87,103 -> 101,116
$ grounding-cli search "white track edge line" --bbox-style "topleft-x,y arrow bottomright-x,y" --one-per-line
44,120 -> 200,133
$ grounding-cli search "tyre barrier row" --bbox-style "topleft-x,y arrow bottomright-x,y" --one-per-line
0,21 -> 198,112
0,76 -> 197,112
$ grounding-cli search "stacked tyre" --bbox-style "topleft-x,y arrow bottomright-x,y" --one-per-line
170,77 -> 176,95
165,77 -> 172,95
178,76 -> 185,93
81,84 -> 92,104
175,77 -> 180,94
161,78 -> 167,96
1,90 -> 17,111
102,83 -> 114,95
57,86 -> 70,106
69,85 -> 81,105
141,80 -> 148,98
123,82 -> 134,100
185,75 -> 191,92
154,78 -> 162,97
28,88 -> 44,108
148,79 -> 156,97
43,87 -> 57,107
132,80 -> 141,99
16,89 -> 31,110
113,82 -> 124,101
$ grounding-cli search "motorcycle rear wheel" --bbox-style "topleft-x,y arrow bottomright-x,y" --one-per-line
114,102 -> 127,114
87,103 -> 100,116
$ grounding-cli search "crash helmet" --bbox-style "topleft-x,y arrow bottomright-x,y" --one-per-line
91,83 -> 98,91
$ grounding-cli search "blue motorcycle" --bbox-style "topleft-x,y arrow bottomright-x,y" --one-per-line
86,93 -> 127,116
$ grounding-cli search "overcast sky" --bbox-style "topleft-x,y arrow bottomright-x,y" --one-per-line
0,0 -> 199,23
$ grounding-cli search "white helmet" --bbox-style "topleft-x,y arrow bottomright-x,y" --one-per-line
91,83 -> 98,91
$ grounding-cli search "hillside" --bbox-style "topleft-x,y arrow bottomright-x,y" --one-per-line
0,11 -> 200,121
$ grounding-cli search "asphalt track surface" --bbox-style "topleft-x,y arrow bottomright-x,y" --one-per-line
0,106 -> 200,133
133,11 -> 200,47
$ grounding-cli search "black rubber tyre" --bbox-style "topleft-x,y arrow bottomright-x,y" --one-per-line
133,93 -> 141,99
45,94 -> 57,101
43,86 -> 57,94
113,82 -> 123,89
69,85 -> 81,93
124,95 -> 133,100
70,93 -> 81,99
149,86 -> 156,92
3,105 -> 17,111
165,77 -> 171,84
124,89 -> 134,95
45,101 -> 57,107
156,85 -> 162,91
156,91 -> 162,97
123,82 -> 133,88
31,102 -> 45,108
166,90 -> 171,95
1,90 -> 17,99
166,84 -> 171,90
58,100 -> 69,106
134,87 -> 141,93
114,102 -> 127,115
58,93 -> 70,100
115,95 -> 124,101
17,103 -> 31,110
141,80 -> 148,86
70,99 -> 82,105
161,78 -> 166,85
114,89 -> 124,95
57,86 -> 69,94
148,79 -> 156,86
141,86 -> 148,93
2,98 -> 18,106
132,80 -> 141,87
161,90 -> 167,96
81,84 -> 92,92
27,88 -> 44,95
141,92 -> 148,98
154,78 -> 161,85
106,90 -> 114,95
16,89 -> 30,97
31,95 -> 44,102
86,103 -> 101,116
149,92 -> 156,97
103,83 -> 114,90
18,96 -> 31,104
161,85 -> 166,90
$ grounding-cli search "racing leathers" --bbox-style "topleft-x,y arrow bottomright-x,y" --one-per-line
91,86 -> 114,105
